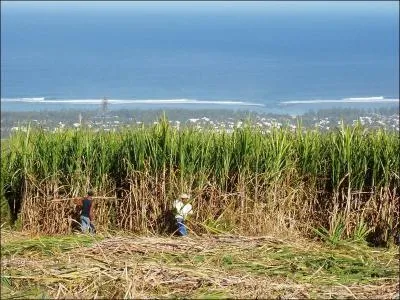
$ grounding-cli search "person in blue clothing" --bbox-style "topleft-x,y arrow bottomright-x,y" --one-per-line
75,190 -> 95,233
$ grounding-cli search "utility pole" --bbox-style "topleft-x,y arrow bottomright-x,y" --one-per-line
101,96 -> 108,124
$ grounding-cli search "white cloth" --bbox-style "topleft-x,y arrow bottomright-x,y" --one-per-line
173,199 -> 193,219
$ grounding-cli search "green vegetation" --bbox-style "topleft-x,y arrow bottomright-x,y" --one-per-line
1,118 -> 399,245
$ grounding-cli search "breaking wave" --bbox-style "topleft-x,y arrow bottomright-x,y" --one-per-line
1,97 -> 265,107
1,97 -> 46,102
281,96 -> 399,105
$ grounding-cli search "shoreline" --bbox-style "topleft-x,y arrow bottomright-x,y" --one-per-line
1,97 -> 398,116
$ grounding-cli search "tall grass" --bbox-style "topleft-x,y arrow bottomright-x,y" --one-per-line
1,119 -> 399,244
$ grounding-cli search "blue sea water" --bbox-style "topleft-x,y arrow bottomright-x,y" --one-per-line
1,2 -> 399,114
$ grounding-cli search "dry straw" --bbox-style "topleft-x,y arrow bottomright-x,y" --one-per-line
1,230 -> 398,299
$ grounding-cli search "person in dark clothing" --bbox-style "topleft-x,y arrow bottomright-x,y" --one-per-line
75,190 -> 95,233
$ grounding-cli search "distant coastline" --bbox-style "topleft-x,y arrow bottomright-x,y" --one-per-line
1,96 -> 398,115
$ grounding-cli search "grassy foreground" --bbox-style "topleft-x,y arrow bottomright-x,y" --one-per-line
1,230 -> 398,299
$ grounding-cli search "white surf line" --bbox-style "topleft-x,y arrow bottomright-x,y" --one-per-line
281,98 -> 399,104
110,99 -> 265,106
1,98 -> 265,106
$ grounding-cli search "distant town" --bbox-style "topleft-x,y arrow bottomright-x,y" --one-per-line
1,106 -> 399,138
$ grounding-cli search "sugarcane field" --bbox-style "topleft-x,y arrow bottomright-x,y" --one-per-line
3,1 -> 400,298
1,119 -> 399,299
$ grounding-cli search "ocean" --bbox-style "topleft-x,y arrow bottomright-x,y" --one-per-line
1,2 -> 399,114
